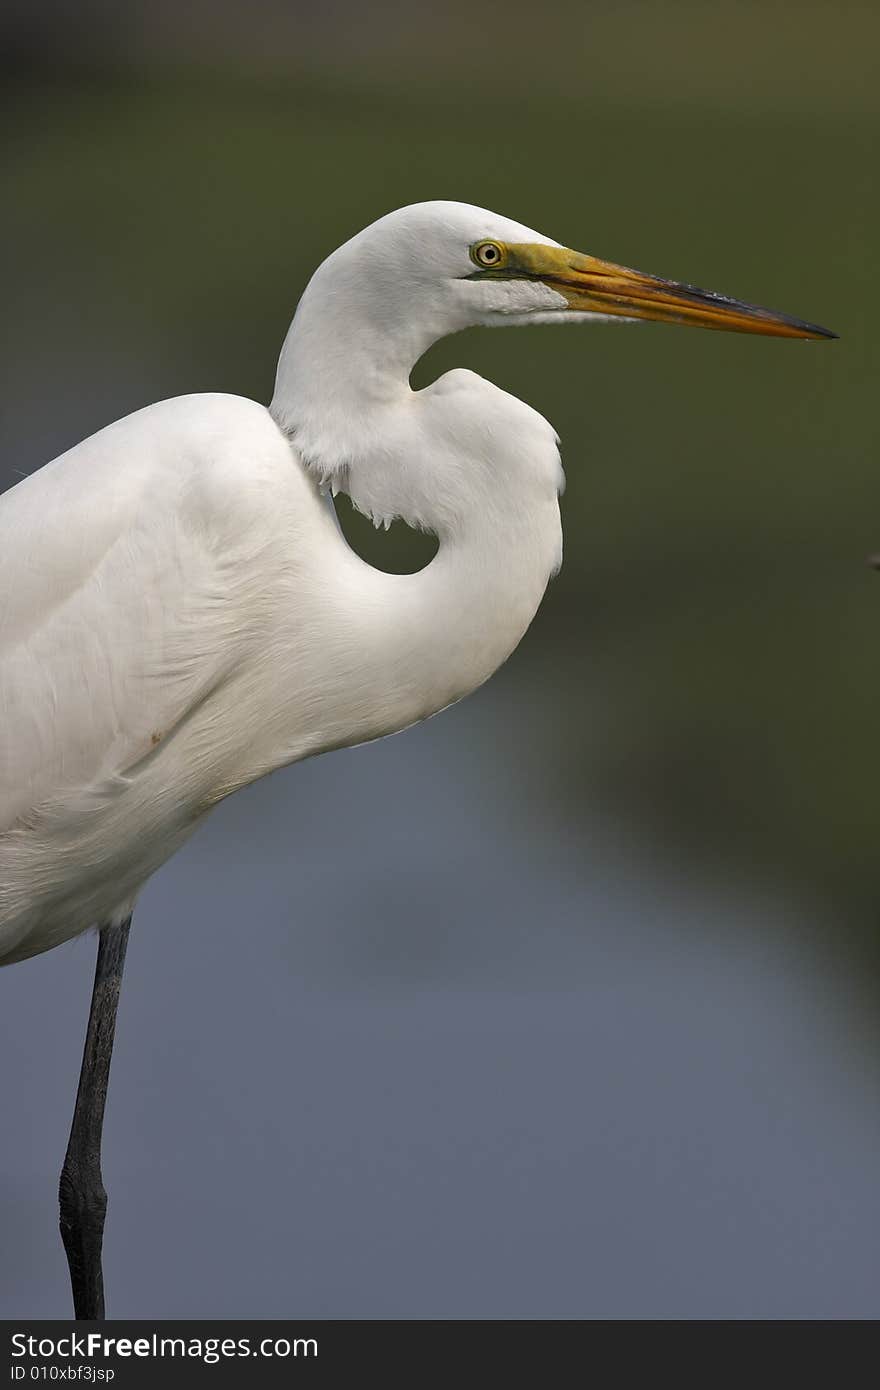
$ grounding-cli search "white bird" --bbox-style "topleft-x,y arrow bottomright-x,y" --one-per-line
0,201 -> 834,1316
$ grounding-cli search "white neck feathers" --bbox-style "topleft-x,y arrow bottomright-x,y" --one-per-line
268,247 -> 565,739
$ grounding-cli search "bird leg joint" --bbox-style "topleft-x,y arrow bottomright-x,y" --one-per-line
59,1156 -> 108,1319
58,917 -> 131,1320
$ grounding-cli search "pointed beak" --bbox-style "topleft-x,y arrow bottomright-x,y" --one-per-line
507,243 -> 837,340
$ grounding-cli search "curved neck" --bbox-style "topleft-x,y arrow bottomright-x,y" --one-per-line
270,247 -> 469,487
385,489 -> 562,719
289,480 -> 563,758
268,274 -> 564,752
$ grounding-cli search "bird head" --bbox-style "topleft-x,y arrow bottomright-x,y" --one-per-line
333,200 -> 836,342
271,201 -> 835,494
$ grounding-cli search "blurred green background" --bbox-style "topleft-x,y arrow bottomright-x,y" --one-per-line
5,0 -> 878,965
2,0 -> 879,1317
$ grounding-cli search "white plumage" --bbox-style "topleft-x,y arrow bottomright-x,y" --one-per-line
2,199 -> 835,1321
1,205 -> 566,963
0,199 -> 832,966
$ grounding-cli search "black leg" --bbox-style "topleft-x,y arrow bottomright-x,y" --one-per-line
59,916 -> 131,1320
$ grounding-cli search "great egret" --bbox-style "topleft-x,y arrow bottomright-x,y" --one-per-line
0,201 -> 834,1317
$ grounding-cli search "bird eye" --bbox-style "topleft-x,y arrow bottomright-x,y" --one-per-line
472,241 -> 505,269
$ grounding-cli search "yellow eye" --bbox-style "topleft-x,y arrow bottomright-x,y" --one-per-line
472,240 -> 505,269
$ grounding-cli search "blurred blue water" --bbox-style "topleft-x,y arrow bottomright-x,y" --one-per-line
1,681 -> 877,1319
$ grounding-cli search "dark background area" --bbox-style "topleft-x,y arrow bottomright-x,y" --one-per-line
1,1 -> 878,1317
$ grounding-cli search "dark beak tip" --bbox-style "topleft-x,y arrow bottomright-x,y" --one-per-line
791,318 -> 837,340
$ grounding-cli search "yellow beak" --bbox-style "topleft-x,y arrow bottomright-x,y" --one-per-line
490,243 -> 836,340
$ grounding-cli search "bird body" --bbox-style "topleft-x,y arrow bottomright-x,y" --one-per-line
0,199 -> 832,967
0,199 -> 834,1319
0,381 -> 562,964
